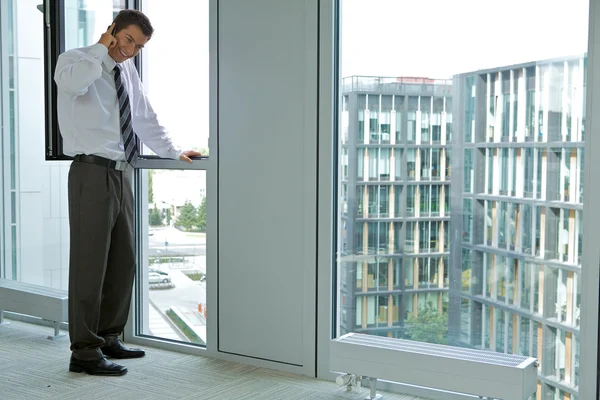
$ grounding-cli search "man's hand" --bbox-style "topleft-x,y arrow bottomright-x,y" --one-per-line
99,23 -> 117,50
180,150 -> 203,163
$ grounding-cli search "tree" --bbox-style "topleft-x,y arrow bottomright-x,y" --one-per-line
196,197 -> 207,232
165,208 -> 172,225
404,302 -> 448,345
176,201 -> 197,231
148,170 -> 154,203
149,205 -> 163,226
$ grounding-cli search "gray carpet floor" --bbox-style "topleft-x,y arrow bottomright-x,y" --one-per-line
0,319 -> 426,400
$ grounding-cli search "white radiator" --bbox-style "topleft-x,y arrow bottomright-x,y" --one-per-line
0,278 -> 68,339
330,333 -> 538,400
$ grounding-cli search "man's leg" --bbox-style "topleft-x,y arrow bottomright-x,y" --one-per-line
67,162 -> 119,360
98,168 -> 136,341
96,168 -> 144,359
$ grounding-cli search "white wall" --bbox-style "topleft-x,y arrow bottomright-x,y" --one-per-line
217,0 -> 318,372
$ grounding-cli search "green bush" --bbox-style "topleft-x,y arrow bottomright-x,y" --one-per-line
166,309 -> 205,345
184,272 -> 204,281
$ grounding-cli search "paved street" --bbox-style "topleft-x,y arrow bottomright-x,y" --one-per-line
148,226 -> 206,256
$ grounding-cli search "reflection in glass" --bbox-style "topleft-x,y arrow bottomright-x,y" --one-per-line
337,1 -> 588,397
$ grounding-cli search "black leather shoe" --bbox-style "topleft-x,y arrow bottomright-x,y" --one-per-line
69,356 -> 127,376
101,339 -> 145,359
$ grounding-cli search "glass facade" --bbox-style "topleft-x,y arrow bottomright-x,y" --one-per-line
454,61 -> 585,394
337,14 -> 587,396
339,84 -> 452,342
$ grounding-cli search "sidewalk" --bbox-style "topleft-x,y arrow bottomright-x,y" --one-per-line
148,299 -> 187,341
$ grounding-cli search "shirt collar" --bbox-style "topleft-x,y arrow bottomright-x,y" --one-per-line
102,53 -> 117,72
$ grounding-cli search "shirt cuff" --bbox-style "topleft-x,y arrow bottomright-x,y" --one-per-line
171,148 -> 184,160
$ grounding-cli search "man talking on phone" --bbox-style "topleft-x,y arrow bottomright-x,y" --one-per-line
54,9 -> 202,376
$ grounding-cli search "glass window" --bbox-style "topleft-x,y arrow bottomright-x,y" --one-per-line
369,96 -> 379,143
141,170 -> 207,345
394,222 -> 403,253
431,222 -> 440,252
394,185 -> 402,217
380,98 -> 392,143
407,149 -> 416,180
405,259 -> 415,288
420,185 -> 430,217
357,148 -> 364,181
356,185 -> 364,217
406,222 -> 415,254
420,97 -> 431,143
407,97 -> 418,143
379,148 -> 390,180
406,185 -> 415,217
487,149 -> 494,194
432,148 -> 440,180
358,109 -> 365,143
524,148 -> 534,198
446,99 -> 453,143
420,148 -> 431,180
394,149 -> 402,180
463,199 -> 473,243
464,148 -> 473,193
368,148 -> 378,180
445,148 -> 451,179
379,186 -> 390,218
395,96 -> 404,143
500,149 -> 509,195
336,1 -> 589,397
444,184 -> 450,216
536,149 -> 544,199
431,185 -> 440,216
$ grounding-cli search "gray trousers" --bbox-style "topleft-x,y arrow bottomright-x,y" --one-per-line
67,160 -> 135,361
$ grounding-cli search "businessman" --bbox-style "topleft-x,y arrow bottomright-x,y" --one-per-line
54,9 -> 201,376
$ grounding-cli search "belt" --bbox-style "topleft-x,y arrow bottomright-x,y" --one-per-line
74,155 -> 130,172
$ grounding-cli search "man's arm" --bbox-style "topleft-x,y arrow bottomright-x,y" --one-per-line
54,45 -> 107,96
54,23 -> 117,97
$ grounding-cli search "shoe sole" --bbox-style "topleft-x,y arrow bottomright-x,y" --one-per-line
103,353 -> 145,359
69,364 -> 128,376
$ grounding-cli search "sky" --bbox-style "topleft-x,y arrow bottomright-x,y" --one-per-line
341,0 -> 589,79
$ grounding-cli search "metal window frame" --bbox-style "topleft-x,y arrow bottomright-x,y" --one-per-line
42,0 -> 139,160
122,0 -> 218,359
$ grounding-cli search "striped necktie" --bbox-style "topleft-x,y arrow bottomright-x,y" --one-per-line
113,64 -> 139,165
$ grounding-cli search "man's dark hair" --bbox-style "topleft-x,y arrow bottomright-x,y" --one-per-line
113,9 -> 154,38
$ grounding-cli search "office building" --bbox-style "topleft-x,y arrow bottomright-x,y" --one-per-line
338,76 -> 453,342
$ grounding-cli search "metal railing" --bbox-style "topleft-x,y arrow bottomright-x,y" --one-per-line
342,76 -> 452,95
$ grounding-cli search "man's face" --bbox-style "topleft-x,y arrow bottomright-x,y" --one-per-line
108,24 -> 150,63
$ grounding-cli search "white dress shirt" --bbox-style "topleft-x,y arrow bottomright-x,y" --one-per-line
54,43 -> 183,161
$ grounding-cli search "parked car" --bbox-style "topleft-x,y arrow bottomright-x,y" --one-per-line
149,272 -> 171,284
149,268 -> 170,277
